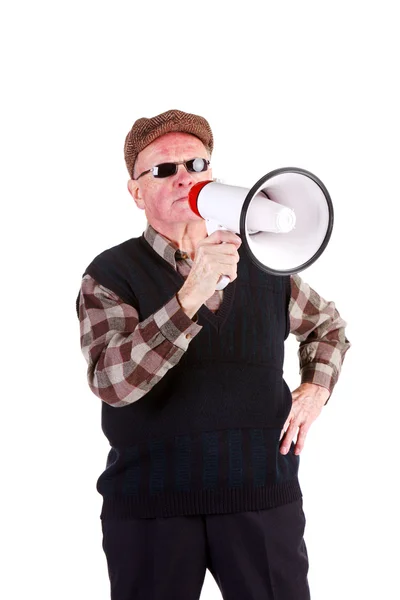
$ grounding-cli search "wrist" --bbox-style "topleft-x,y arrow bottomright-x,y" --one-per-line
176,289 -> 203,319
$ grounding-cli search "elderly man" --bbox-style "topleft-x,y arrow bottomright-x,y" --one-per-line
77,109 -> 350,600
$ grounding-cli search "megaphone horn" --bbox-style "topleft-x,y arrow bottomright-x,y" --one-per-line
188,167 -> 334,289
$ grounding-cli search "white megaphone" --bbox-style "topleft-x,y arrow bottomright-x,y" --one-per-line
188,167 -> 334,290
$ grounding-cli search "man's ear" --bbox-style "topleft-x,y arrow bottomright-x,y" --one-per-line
127,179 -> 145,210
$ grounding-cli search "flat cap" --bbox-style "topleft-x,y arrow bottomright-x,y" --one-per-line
124,109 -> 214,179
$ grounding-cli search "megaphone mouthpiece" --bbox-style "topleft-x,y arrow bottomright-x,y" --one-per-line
188,180 -> 213,217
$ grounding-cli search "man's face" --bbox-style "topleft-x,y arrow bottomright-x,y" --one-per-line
128,132 -> 213,226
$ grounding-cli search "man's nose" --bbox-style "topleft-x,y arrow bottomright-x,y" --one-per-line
174,163 -> 195,187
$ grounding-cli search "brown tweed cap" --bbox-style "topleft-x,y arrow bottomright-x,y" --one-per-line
124,109 -> 214,179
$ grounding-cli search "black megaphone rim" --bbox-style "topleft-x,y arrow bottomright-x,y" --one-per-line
239,167 -> 334,276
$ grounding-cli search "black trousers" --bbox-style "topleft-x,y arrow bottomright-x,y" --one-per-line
101,498 -> 310,600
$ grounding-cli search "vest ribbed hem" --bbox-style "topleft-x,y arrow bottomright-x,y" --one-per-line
99,479 -> 302,519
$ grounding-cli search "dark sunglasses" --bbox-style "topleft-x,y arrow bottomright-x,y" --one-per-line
134,157 -> 210,180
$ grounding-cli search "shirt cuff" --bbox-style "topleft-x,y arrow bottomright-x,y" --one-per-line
153,295 -> 202,352
300,364 -> 336,396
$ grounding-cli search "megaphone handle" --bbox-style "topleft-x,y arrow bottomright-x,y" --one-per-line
205,220 -> 231,291
215,275 -> 231,290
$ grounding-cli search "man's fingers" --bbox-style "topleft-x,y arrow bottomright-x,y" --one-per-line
280,409 -> 294,440
279,413 -> 292,441
280,420 -> 299,454
279,423 -> 288,441
294,424 -> 310,455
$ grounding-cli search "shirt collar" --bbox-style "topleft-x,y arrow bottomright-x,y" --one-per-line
143,222 -> 192,269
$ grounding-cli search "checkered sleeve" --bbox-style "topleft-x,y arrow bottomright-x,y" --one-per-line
79,274 -> 202,407
289,273 -> 351,395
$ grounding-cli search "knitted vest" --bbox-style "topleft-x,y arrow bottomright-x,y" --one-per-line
79,234 -> 302,519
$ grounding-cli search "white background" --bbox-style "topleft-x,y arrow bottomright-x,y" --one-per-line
1,1 -> 399,598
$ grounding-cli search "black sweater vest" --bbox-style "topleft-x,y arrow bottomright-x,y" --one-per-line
79,234 -> 302,519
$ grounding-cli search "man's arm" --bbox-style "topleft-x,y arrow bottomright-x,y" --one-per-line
79,274 -> 202,407
289,273 -> 351,399
279,273 -> 351,455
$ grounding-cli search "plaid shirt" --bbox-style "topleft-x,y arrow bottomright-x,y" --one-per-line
79,223 -> 350,407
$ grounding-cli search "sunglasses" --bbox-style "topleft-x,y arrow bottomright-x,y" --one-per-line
134,157 -> 210,180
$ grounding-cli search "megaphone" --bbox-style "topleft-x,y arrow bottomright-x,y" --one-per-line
188,167 -> 334,290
